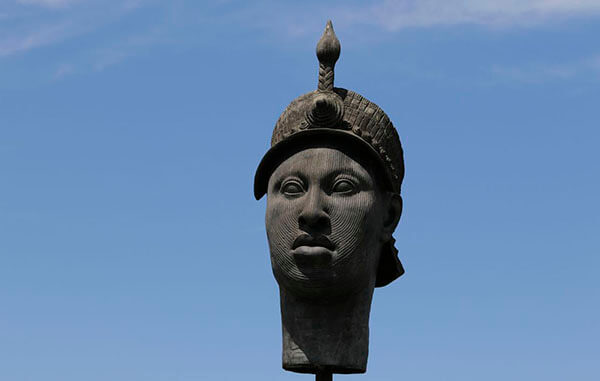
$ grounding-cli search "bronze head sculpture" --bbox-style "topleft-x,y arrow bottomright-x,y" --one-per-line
254,21 -> 405,379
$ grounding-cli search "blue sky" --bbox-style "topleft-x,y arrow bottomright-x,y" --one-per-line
1,1 -> 599,380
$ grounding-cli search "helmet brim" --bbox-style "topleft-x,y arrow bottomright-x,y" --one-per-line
253,128 -> 393,200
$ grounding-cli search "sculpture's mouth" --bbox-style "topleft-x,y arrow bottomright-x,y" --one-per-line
292,234 -> 335,251
291,234 -> 335,267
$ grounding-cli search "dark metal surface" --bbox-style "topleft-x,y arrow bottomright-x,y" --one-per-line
255,20 -> 405,377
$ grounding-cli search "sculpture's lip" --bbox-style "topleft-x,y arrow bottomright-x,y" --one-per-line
291,246 -> 334,267
292,234 -> 335,251
291,246 -> 335,256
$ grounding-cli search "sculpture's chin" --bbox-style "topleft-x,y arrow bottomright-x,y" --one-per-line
270,241 -> 380,300
272,263 -> 371,301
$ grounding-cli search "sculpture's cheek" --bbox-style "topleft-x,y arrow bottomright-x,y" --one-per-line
327,192 -> 382,287
265,197 -> 304,281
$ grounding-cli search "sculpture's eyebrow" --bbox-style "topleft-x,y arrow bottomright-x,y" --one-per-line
322,166 -> 371,186
270,169 -> 307,188
276,169 -> 306,180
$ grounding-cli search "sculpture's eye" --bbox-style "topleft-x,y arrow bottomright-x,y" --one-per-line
281,179 -> 305,197
332,178 -> 356,194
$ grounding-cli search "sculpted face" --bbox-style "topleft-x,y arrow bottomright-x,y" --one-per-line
265,146 -> 392,299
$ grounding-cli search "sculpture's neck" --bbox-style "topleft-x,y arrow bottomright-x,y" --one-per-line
279,286 -> 374,374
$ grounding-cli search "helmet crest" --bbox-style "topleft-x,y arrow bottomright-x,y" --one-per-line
316,20 -> 340,92
255,21 -> 405,200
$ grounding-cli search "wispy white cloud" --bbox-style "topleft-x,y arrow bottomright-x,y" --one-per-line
333,0 -> 600,31
91,20 -> 169,71
221,0 -> 600,45
93,49 -> 131,71
17,0 -> 79,8
491,55 -> 600,83
3,0 -> 600,80
0,1 -> 153,58
17,0 -> 142,9
3,0 -> 600,57
0,22 -> 71,56
54,62 -> 75,78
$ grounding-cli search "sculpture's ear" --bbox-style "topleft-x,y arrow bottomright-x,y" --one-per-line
375,193 -> 404,287
381,193 -> 402,242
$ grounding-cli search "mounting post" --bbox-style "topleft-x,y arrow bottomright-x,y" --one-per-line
316,372 -> 332,381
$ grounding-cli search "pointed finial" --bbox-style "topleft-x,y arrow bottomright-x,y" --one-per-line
316,20 -> 340,91
316,20 -> 340,67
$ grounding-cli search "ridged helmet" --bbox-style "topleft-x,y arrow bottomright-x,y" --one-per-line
254,21 -> 405,287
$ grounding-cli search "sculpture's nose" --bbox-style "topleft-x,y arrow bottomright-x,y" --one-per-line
298,188 -> 331,235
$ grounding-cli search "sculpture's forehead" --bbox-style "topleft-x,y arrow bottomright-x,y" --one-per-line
270,147 -> 371,180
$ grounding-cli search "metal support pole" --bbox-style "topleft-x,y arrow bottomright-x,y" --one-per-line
316,372 -> 332,381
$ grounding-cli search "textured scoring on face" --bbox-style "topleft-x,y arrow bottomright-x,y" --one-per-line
265,147 -> 388,299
